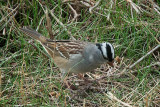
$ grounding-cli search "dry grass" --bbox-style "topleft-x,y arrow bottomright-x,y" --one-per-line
0,0 -> 160,106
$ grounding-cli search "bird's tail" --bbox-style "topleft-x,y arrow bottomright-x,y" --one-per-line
20,27 -> 47,43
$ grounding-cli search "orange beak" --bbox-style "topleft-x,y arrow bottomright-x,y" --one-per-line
107,60 -> 114,67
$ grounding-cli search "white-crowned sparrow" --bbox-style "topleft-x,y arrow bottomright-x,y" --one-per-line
20,27 -> 115,74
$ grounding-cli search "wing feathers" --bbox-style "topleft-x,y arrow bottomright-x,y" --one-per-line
20,27 -> 87,59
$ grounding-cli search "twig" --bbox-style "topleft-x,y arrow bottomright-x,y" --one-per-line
63,0 -> 74,2
149,0 -> 160,15
125,0 -> 143,14
36,15 -> 45,31
83,0 -> 95,6
129,45 -> 160,69
92,10 -> 109,18
80,1 -> 93,8
67,3 -> 80,22
107,0 -> 114,20
28,41 -> 48,59
116,45 -> 160,76
37,0 -> 45,12
72,0 -> 115,19
83,99 -> 86,107
49,9 -> 76,40
89,0 -> 101,13
37,0 -> 55,39
45,9 -> 54,39
105,92 -> 132,107
131,62 -> 160,73
131,3 -> 133,19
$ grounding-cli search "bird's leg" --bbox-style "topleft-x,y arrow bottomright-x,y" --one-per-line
78,73 -> 101,86
63,77 -> 77,90
77,73 -> 91,83
61,72 -> 77,90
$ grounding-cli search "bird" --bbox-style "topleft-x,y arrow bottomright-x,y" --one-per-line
20,27 -> 115,76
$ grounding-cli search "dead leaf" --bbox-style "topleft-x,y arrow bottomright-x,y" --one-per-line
115,56 -> 121,64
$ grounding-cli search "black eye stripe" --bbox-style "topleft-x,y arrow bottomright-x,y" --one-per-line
96,43 -> 107,60
106,44 -> 113,62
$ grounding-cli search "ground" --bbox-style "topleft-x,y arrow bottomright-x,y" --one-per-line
0,0 -> 160,106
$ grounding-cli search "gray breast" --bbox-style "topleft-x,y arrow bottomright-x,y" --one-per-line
66,44 -> 107,73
